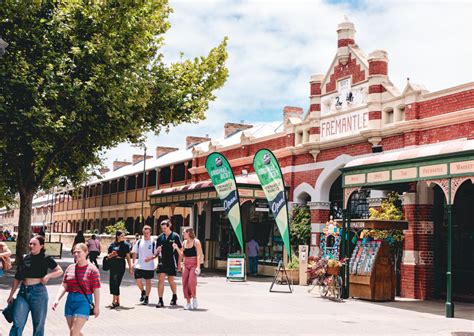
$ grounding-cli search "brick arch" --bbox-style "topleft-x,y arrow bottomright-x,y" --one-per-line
293,183 -> 314,204
314,154 -> 352,203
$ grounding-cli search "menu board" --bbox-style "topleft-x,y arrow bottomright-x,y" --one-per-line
226,254 -> 246,281
349,241 -> 381,276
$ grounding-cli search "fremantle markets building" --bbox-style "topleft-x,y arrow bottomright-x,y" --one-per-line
21,20 -> 474,302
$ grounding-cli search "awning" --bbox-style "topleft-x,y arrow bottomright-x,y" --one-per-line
342,139 -> 474,187
150,173 -> 267,207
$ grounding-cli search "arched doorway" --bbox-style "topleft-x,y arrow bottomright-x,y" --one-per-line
434,180 -> 474,301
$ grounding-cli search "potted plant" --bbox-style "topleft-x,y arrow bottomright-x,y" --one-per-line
285,255 -> 300,284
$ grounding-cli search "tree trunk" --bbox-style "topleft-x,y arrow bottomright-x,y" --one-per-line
16,188 -> 34,261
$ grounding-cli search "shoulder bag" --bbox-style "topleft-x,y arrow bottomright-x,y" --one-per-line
75,265 -> 95,316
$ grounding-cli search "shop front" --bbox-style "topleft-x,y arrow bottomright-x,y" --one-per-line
150,175 -> 287,276
341,139 -> 474,317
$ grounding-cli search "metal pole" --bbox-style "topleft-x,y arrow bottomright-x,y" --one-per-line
141,146 -> 147,227
341,209 -> 350,299
445,177 -> 454,318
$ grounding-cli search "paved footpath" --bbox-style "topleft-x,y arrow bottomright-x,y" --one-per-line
0,253 -> 473,335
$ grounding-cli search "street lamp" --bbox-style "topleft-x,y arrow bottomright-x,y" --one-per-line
0,37 -> 8,56
140,144 -> 147,227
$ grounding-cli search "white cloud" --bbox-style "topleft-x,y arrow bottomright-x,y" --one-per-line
103,0 -> 473,167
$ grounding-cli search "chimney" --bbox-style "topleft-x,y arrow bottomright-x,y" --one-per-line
113,160 -> 131,171
99,167 -> 110,175
337,18 -> 356,65
132,154 -> 153,164
224,123 -> 253,138
155,146 -> 179,159
283,106 -> 304,125
186,136 -> 211,149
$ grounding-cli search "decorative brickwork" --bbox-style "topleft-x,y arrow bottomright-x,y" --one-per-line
368,60 -> 388,76
337,38 -> 354,48
310,82 -> 322,96
368,111 -> 382,120
309,103 -> 321,112
325,55 -> 366,93
308,127 -> 320,135
368,84 -> 386,94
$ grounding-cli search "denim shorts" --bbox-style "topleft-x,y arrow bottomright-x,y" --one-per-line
65,292 -> 92,320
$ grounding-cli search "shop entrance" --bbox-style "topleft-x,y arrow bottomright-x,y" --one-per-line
434,180 -> 474,302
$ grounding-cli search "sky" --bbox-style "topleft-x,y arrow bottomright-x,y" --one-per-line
103,0 -> 473,167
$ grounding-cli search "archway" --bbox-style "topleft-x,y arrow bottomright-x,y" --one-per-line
434,180 -> 474,301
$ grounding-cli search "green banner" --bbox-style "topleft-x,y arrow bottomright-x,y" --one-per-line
253,149 -> 291,258
205,152 -> 244,251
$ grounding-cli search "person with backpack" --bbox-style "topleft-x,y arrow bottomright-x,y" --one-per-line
0,242 -> 12,277
132,225 -> 155,305
52,243 -> 100,335
154,219 -> 182,308
7,235 -> 63,336
106,231 -> 132,309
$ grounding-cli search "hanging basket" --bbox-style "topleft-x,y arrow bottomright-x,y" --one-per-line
326,265 -> 341,276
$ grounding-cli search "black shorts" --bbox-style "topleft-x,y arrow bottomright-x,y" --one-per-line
134,269 -> 155,280
156,264 -> 176,276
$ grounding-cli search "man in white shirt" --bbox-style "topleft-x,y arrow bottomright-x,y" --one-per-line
132,225 -> 155,305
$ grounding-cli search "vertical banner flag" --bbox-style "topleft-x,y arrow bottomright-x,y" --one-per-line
253,149 -> 291,258
205,152 -> 244,251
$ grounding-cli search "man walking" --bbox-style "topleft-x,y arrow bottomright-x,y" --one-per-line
155,219 -> 182,308
132,225 -> 155,305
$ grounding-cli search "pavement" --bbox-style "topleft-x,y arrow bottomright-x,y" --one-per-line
0,252 -> 473,336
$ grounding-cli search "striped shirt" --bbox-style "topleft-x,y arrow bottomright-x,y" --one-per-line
63,263 -> 101,294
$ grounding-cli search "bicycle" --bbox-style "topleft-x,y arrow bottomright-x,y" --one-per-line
308,271 -> 343,301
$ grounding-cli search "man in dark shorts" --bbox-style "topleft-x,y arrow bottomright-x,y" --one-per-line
132,225 -> 155,305
154,219 -> 182,307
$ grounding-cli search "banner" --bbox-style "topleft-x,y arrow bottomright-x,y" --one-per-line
253,149 -> 291,258
205,152 -> 244,251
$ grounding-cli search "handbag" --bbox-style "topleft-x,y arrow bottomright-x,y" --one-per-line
2,299 -> 15,323
102,256 -> 110,271
75,265 -> 95,316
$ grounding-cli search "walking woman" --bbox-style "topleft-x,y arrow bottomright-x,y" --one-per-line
7,235 -> 63,336
86,234 -> 101,268
107,231 -> 132,308
71,231 -> 85,254
52,243 -> 100,336
173,228 -> 203,310
0,242 -> 12,277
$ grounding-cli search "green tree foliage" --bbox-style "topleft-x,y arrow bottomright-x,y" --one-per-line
289,205 -> 311,250
368,191 -> 403,220
0,1 -> 228,259
104,220 -> 128,236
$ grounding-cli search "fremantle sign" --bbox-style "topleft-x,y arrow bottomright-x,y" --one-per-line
320,110 -> 369,140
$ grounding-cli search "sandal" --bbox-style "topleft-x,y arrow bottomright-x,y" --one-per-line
107,302 -> 119,309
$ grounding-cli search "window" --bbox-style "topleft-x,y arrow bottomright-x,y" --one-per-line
383,107 -> 394,125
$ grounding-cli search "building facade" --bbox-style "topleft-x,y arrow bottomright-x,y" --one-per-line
50,19 -> 473,301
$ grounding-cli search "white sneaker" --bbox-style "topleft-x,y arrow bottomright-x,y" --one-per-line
184,303 -> 192,310
192,298 -> 198,309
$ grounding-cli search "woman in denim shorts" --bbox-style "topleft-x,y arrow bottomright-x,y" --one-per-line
52,243 -> 101,335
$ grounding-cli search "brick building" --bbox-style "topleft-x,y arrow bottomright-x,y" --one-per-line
50,19 -> 473,301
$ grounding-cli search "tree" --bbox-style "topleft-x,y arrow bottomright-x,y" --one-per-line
289,205 -> 311,254
0,1 -> 228,260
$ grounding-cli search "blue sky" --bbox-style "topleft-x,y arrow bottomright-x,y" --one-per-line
103,0 -> 473,166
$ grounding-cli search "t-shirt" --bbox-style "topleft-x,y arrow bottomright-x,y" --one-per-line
107,241 -> 131,267
63,263 -> 101,294
87,239 -> 100,252
156,232 -> 182,268
15,253 -> 58,280
131,238 -> 155,271
246,240 -> 259,257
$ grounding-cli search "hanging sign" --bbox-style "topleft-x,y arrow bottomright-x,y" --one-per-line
205,152 -> 244,251
253,149 -> 291,258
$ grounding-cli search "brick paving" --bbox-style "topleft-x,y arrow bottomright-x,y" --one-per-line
0,253 -> 473,335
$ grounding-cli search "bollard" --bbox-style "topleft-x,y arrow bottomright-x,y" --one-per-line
299,245 -> 308,286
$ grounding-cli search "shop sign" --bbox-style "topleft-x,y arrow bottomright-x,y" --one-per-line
367,171 -> 389,183
178,195 -> 186,201
419,164 -> 448,178
392,167 -> 417,180
255,200 -> 269,212
254,190 -> 265,198
345,174 -> 366,185
320,110 -> 369,141
212,201 -> 225,212
450,160 -> 474,174
226,254 -> 246,281
238,188 -> 253,198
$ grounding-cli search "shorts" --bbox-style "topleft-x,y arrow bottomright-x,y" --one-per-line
134,269 -> 155,279
156,264 -> 177,276
65,292 -> 92,320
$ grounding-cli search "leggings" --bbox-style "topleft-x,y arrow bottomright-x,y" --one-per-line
109,262 -> 125,296
182,257 -> 198,300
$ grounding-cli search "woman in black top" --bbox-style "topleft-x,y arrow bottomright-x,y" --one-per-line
7,235 -> 63,336
71,230 -> 85,254
106,231 -> 132,308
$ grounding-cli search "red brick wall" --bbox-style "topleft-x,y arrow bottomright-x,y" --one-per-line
310,103 -> 321,112
310,82 -> 322,96
369,84 -> 386,94
337,38 -> 354,48
325,55 -> 366,93
368,60 -> 388,76
318,142 -> 372,162
368,111 -> 382,120
417,89 -> 474,119
310,209 -> 330,223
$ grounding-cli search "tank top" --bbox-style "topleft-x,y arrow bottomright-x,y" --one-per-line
184,240 -> 197,257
